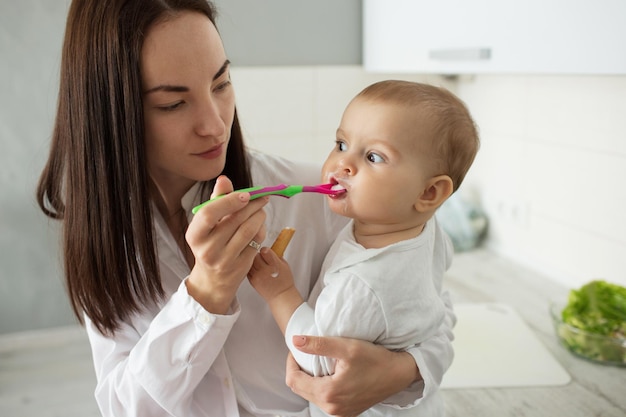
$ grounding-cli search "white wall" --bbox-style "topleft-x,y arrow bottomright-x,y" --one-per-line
231,66 -> 452,164
456,75 -> 626,288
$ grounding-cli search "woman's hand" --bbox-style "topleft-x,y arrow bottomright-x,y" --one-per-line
185,176 -> 268,313
285,336 -> 420,417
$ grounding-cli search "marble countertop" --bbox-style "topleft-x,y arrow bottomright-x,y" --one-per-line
442,249 -> 625,417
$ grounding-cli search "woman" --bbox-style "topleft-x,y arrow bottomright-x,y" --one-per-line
37,1 -> 456,416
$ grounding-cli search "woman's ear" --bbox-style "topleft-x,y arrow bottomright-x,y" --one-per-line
414,175 -> 454,213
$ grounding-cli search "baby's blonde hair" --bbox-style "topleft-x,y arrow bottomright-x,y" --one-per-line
356,80 -> 479,192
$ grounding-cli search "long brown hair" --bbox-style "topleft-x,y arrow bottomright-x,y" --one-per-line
36,0 -> 252,335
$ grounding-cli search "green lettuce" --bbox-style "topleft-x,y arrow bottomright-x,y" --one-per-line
559,280 -> 626,363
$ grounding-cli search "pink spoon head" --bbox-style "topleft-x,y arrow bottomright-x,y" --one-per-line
305,183 -> 346,195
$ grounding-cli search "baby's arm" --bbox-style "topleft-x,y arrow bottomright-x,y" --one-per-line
248,248 -> 304,333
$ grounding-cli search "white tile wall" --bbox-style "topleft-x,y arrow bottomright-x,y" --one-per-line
457,75 -> 626,288
231,66 -> 452,164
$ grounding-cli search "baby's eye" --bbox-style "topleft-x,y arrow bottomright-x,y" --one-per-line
335,140 -> 347,152
367,152 -> 384,163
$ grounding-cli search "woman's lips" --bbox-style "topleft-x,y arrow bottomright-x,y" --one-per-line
195,143 -> 224,160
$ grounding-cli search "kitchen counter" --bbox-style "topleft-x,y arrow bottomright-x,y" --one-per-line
442,249 -> 625,417
0,249 -> 624,416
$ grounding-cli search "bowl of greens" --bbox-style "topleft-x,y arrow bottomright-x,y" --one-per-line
550,280 -> 626,366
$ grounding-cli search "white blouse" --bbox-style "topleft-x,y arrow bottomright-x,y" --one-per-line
85,151 -> 456,417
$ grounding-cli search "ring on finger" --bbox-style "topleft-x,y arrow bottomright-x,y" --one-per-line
248,240 -> 262,252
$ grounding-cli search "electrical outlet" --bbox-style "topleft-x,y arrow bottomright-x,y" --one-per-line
495,200 -> 531,229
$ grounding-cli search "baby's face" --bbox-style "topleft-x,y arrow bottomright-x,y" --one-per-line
321,97 -> 437,226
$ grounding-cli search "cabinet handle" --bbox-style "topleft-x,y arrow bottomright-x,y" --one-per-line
429,48 -> 491,61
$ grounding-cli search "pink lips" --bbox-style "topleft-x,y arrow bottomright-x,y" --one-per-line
195,143 -> 224,160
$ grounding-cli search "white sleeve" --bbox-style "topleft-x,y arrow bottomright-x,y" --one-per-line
284,273 -> 387,377
382,289 -> 456,409
86,280 -> 239,416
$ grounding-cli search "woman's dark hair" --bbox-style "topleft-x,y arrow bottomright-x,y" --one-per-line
36,0 -> 252,335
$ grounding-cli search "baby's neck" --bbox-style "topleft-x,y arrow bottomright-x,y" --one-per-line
353,220 -> 427,249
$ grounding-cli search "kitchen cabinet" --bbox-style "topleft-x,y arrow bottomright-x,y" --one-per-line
213,0 -> 361,66
363,0 -> 626,75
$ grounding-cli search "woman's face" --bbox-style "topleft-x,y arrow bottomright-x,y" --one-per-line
141,11 -> 235,197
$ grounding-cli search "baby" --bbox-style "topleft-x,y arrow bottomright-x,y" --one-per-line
248,80 -> 479,417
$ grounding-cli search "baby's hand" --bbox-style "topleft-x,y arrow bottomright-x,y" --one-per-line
248,247 -> 296,302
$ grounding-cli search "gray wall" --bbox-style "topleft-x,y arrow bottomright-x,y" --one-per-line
0,0 -> 361,334
1,0 -> 75,334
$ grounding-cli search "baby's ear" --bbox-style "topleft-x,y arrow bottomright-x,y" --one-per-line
414,175 -> 454,213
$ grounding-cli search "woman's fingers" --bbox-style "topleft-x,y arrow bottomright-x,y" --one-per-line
185,195 -> 268,313
187,193 -> 267,253
285,336 -> 417,417
217,197 -> 267,256
210,175 -> 234,199
184,176 -> 271,312
188,191 -> 250,237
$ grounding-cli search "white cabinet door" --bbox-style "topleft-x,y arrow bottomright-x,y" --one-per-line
363,0 -> 626,75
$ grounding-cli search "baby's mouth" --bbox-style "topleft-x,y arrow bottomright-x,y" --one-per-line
329,177 -> 347,195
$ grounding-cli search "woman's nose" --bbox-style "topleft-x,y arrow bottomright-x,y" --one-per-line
194,99 -> 226,138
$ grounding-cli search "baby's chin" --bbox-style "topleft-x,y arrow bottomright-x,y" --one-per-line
327,198 -> 353,219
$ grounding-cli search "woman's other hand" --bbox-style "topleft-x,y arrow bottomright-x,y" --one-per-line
185,176 -> 268,313
286,335 -> 420,417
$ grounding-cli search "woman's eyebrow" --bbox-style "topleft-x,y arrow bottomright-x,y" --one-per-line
143,60 -> 231,95
143,85 -> 188,95
213,59 -> 231,80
